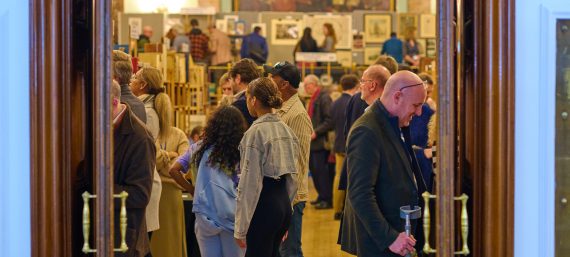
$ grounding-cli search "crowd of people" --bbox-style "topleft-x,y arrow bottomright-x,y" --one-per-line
115,25 -> 436,256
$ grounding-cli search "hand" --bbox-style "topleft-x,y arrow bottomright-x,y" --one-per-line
235,238 -> 247,248
424,148 -> 433,159
168,151 -> 179,159
282,231 -> 288,242
388,232 -> 416,256
311,132 -> 317,140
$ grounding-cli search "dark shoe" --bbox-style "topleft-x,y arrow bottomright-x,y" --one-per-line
315,201 -> 332,209
334,212 -> 343,220
310,199 -> 321,205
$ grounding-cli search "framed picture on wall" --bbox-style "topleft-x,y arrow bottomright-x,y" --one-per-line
419,14 -> 436,38
271,19 -> 303,45
364,47 -> 382,65
303,14 -> 353,49
215,19 -> 227,33
224,15 -> 238,35
364,14 -> 392,43
235,20 -> 246,35
251,23 -> 267,37
398,14 -> 418,37
416,38 -> 427,55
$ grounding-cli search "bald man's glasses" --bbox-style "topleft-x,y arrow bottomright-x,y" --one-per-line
399,82 -> 425,92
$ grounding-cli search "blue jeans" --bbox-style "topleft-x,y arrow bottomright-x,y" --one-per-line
279,201 -> 306,257
195,214 -> 245,257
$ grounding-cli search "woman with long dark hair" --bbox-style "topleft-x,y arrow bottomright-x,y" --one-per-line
294,27 -> 319,69
170,105 -> 247,257
234,77 -> 300,257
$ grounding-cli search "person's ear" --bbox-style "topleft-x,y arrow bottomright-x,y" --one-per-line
112,97 -> 119,107
393,91 -> 403,104
235,74 -> 242,85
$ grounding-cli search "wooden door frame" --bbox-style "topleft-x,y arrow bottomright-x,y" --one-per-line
30,0 -> 113,256
436,0 -> 515,256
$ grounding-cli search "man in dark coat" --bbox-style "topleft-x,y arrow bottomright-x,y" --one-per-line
340,71 -> 427,257
111,81 -> 156,257
304,74 -> 334,209
229,58 -> 261,126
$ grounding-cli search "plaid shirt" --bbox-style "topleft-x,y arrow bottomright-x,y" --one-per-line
189,29 -> 209,61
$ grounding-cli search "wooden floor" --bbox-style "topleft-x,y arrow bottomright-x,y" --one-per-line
301,180 -> 354,257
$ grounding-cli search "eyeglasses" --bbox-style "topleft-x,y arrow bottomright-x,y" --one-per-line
398,82 -> 425,92
359,79 -> 374,85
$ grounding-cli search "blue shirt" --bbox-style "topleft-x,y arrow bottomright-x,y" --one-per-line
185,146 -> 239,233
381,36 -> 404,63
240,33 -> 268,64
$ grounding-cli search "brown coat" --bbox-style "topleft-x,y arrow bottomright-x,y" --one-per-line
114,106 -> 156,257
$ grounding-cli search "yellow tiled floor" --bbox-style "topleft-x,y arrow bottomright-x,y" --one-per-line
301,180 -> 354,257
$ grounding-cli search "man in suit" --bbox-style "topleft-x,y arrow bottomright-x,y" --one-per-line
340,71 -> 427,257
112,80 -> 156,257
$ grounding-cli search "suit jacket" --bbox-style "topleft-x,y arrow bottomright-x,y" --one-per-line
338,92 -> 368,190
120,84 -> 147,124
114,106 -> 156,257
340,100 -> 420,257
310,89 -> 333,151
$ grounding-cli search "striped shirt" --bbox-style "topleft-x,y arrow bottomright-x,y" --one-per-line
276,93 -> 313,204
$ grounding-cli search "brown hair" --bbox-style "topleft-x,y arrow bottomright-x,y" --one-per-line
229,58 -> 261,84
219,72 -> 230,86
323,23 -> 337,46
248,77 -> 283,109
373,55 -> 399,75
339,74 -> 359,91
418,73 -> 434,85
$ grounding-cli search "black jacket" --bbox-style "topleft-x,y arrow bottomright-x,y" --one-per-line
232,91 -> 256,126
340,101 -> 420,257
310,89 -> 333,151
113,106 -> 156,257
120,84 -> 147,123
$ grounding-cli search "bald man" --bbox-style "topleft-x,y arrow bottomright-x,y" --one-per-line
138,26 -> 154,52
340,71 -> 428,257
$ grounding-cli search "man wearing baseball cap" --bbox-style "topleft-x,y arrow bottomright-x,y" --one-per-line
265,62 -> 313,257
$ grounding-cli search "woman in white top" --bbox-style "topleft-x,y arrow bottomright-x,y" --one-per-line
234,77 -> 300,257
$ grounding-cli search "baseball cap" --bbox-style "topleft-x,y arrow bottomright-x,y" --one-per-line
263,62 -> 301,89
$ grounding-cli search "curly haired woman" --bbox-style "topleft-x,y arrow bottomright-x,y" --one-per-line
170,105 -> 248,257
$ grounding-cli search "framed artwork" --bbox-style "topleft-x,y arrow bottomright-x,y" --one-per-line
251,23 -> 267,37
364,14 -> 392,43
303,14 -> 353,49
215,19 -> 227,33
336,50 -> 353,67
235,20 -> 246,35
224,15 -> 238,35
426,38 -> 436,58
364,47 -> 382,65
419,14 -> 436,38
407,0 -> 432,14
362,0 -> 394,11
271,19 -> 303,45
398,14 -> 418,37
353,33 -> 365,51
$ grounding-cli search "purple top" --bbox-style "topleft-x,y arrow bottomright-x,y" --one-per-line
176,142 -> 201,173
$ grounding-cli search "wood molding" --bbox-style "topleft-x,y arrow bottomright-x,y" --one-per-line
471,0 -> 515,256
93,0 -> 114,255
436,0 -> 456,256
30,0 -> 73,256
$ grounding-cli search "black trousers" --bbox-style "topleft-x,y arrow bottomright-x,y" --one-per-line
310,150 -> 333,203
246,177 -> 292,257
183,200 -> 201,257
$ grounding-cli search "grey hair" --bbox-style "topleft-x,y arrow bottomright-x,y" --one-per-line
304,74 -> 320,85
111,80 -> 121,101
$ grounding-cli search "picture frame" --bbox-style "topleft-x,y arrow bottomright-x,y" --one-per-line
303,14 -> 353,49
224,15 -> 238,35
398,14 -> 418,37
251,23 -> 267,37
271,19 -> 303,46
419,14 -> 436,38
416,38 -> 427,55
364,14 -> 392,43
235,20 -> 246,36
215,19 -> 227,33
364,47 -> 382,65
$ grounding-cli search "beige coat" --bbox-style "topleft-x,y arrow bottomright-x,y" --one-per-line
139,94 -> 163,232
209,28 -> 232,65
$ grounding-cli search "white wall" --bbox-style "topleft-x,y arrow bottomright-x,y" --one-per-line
515,0 -> 567,257
0,1 -> 31,257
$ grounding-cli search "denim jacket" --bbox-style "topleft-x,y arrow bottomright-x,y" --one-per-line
234,113 -> 300,239
192,146 -> 239,233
